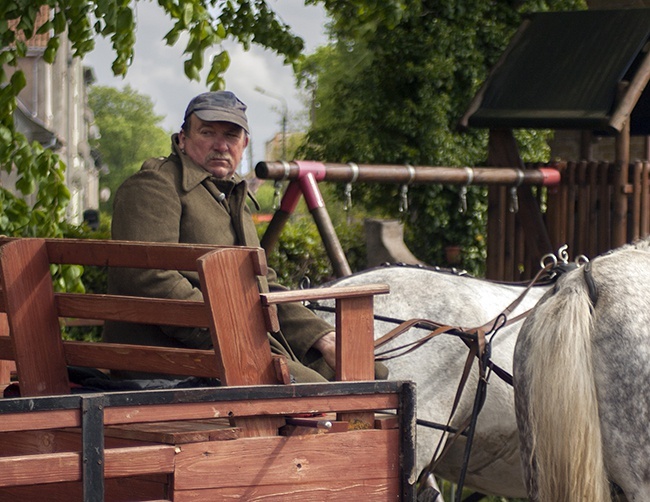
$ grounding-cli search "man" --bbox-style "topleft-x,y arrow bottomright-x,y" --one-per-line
103,91 -> 343,383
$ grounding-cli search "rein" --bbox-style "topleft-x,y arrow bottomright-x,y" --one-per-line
307,251 -> 586,502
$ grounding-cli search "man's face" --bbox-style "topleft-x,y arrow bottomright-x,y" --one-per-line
178,116 -> 249,179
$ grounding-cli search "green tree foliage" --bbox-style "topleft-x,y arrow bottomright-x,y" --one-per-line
298,0 -> 586,274
3,0 -> 405,239
89,85 -> 170,213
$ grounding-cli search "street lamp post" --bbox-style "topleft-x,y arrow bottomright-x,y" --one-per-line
254,86 -> 288,160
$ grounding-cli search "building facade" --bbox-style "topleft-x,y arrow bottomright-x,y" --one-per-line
4,6 -> 100,226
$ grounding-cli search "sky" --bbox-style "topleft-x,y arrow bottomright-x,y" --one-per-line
83,0 -> 329,173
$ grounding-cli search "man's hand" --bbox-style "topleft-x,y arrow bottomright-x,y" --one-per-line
313,331 -> 336,369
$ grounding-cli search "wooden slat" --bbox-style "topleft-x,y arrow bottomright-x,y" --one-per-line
335,295 -> 376,427
0,330 -> 220,378
642,161 -> 650,236
173,429 -> 399,490
198,247 -> 284,437
598,162 -> 612,254
631,161 -> 643,241
0,446 -> 175,487
62,342 -> 220,377
260,284 -> 389,305
3,238 -> 227,270
173,478 -> 399,502
0,476 -> 169,502
54,294 -> 210,327
546,162 -> 565,250
588,161 -> 599,257
0,409 -> 81,433
104,394 -> 400,426
198,248 -> 277,387
0,239 -> 70,396
576,160 -> 589,255
105,419 -> 239,444
486,185 -> 506,280
335,296 -> 375,382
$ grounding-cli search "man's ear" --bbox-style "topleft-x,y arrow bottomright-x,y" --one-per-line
178,130 -> 186,150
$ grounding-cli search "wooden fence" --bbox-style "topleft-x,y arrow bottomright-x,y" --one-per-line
490,160 -> 650,281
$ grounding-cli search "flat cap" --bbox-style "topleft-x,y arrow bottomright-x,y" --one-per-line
184,91 -> 249,133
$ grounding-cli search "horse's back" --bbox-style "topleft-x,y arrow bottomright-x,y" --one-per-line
321,265 -> 549,498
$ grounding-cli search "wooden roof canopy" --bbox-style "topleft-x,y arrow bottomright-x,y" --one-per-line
460,9 -> 650,135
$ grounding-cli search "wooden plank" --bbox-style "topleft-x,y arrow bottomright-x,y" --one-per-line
260,284 -> 389,305
0,409 -> 81,433
173,429 -> 399,490
173,478 -> 400,502
565,162 -> 577,254
598,162 -> 612,254
104,394 -> 399,426
105,419 -> 239,444
642,161 -> 650,236
198,247 -> 285,437
54,294 -> 210,327
486,186 -> 506,280
0,451 -> 82,487
335,296 -> 375,382
487,129 -> 552,273
631,161 -> 642,241
612,123 -> 630,248
545,163 -> 564,250
0,476 -> 169,502
504,195 -> 516,281
587,161 -> 599,257
576,160 -> 589,255
104,446 -> 177,478
0,239 -> 70,396
0,429 -> 150,455
41,238 -> 222,270
61,341 -> 220,378
335,295 -> 375,427
198,248 -> 277,387
0,446 -> 175,487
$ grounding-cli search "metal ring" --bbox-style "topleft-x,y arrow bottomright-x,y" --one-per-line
514,169 -> 524,187
279,160 -> 291,180
540,252 -> 558,270
464,167 -> 474,185
347,162 -> 359,183
405,164 -> 416,184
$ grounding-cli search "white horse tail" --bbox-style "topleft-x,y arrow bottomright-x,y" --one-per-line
519,267 -> 609,502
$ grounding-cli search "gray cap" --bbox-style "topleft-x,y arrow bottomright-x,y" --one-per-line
183,91 -> 249,133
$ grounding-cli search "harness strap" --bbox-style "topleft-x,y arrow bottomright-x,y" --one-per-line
416,328 -> 488,501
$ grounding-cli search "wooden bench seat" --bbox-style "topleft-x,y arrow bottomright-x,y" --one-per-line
0,238 -> 418,501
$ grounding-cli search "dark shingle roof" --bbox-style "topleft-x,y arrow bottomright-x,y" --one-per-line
464,9 -> 650,135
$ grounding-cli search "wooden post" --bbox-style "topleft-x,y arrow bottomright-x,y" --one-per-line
0,239 -> 70,396
198,247 -> 284,437
613,119 -> 630,248
487,129 -> 553,279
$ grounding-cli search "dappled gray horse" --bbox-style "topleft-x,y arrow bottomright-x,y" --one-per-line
514,238 -> 650,502
317,265 -> 550,499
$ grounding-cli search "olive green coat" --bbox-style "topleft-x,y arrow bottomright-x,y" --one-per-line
103,135 -> 334,381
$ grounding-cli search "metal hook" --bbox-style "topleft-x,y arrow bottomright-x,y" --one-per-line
344,162 -> 359,214
459,167 -> 474,213
272,160 -> 291,210
509,169 -> 524,213
399,164 -> 416,214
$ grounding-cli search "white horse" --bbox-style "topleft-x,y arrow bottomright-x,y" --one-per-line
513,238 -> 650,502
317,264 -> 551,499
